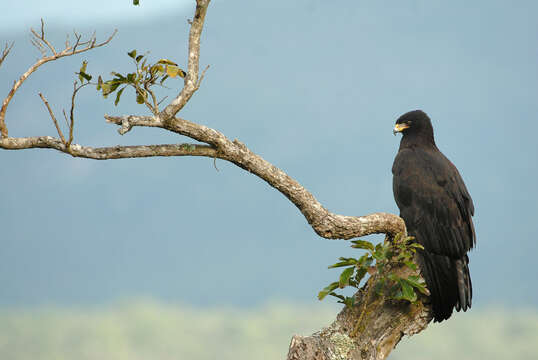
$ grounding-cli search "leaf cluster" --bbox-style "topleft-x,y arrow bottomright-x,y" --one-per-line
76,50 -> 186,113
318,234 -> 427,307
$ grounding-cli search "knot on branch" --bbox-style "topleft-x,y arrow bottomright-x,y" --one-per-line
118,116 -> 134,135
233,139 -> 247,151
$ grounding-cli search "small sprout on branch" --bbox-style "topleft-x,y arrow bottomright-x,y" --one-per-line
77,61 -> 92,83
84,50 -> 186,114
0,42 -> 14,68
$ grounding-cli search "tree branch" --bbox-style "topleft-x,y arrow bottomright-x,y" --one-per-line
30,19 -> 57,56
38,93 -> 66,144
0,136 -> 216,159
159,0 -> 210,120
0,22 -> 116,138
0,41 -> 14,68
104,114 -> 407,239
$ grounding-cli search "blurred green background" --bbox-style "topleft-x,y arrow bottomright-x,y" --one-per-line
1,301 -> 537,360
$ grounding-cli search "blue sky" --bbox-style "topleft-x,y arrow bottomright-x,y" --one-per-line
2,0 -> 191,32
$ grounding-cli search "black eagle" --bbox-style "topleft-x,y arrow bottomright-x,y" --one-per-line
392,110 -> 476,322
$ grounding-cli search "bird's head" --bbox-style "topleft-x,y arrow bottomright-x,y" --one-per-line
393,110 -> 434,140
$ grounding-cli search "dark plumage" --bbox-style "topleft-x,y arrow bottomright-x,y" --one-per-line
392,110 -> 476,322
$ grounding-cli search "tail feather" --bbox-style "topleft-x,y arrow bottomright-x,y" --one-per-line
455,259 -> 466,311
463,255 -> 472,308
418,251 -> 472,322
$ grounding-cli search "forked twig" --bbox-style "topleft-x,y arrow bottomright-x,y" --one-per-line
39,93 -> 66,144
196,64 -> 210,89
0,42 -> 14,68
30,19 -> 57,56
0,20 -> 117,138
66,81 -> 89,146
159,0 -> 210,120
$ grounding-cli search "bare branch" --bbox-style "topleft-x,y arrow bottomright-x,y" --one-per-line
30,19 -> 57,56
71,32 -> 83,53
62,110 -> 70,128
30,36 -> 47,57
0,136 -> 216,159
0,22 -> 116,138
159,0 -> 210,120
146,85 -> 159,113
134,83 -> 157,114
38,93 -> 66,144
0,42 -> 14,68
104,114 -> 406,239
105,114 -> 162,135
68,83 -> 77,146
196,64 -> 210,89
66,81 -> 90,147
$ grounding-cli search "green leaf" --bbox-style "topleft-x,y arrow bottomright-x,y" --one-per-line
404,261 -> 417,271
157,58 -> 178,66
78,71 -> 92,82
150,64 -> 165,75
126,73 -> 136,83
102,81 -> 121,96
101,81 -> 119,97
135,54 -> 144,63
357,253 -> 373,266
112,72 -> 127,81
78,61 -> 88,83
329,293 -> 346,301
100,83 -> 110,98
339,267 -> 355,288
403,276 -> 428,295
398,279 -> 417,302
136,91 -> 146,104
114,87 -> 125,106
133,0 -> 139,5
166,65 -> 186,78
343,296 -> 356,307
350,240 -> 375,251
374,278 -> 386,295
373,241 -> 390,261
328,257 -> 357,268
128,50 -> 137,59
318,282 -> 340,301
96,75 -> 103,90
355,267 -> 368,284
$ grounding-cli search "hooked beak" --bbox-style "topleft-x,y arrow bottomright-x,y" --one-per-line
393,123 -> 410,135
